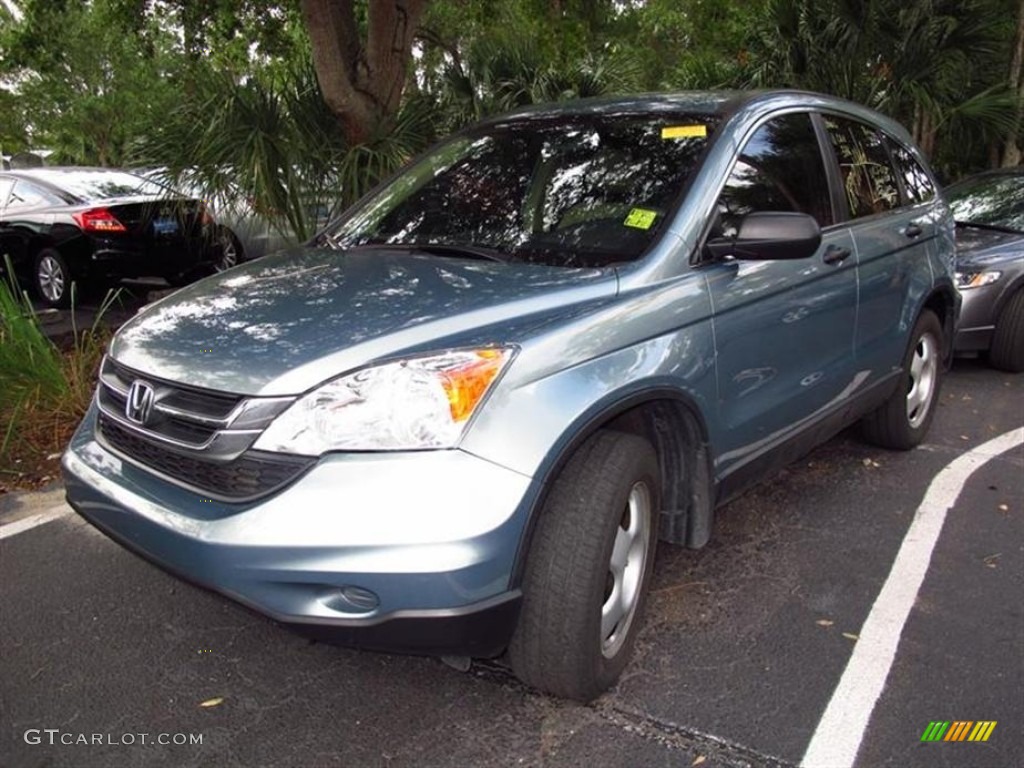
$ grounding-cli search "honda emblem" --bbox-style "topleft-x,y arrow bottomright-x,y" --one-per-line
125,380 -> 156,425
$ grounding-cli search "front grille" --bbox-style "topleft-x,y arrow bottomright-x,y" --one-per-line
95,356 -> 301,501
98,414 -> 312,501
100,385 -> 220,444
102,358 -> 242,442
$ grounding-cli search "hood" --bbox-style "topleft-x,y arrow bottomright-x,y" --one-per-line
954,226 -> 1024,271
109,246 -> 618,396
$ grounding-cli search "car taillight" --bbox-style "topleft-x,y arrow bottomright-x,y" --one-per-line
72,208 -> 127,233
198,203 -> 215,226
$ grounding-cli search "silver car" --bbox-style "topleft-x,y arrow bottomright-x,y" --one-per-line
948,168 -> 1024,371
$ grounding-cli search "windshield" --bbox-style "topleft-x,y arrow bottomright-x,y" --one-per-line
947,173 -> 1024,232
322,113 -> 718,267
31,169 -> 173,202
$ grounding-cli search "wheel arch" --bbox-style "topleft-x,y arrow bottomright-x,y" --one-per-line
921,283 -> 958,365
510,387 -> 716,588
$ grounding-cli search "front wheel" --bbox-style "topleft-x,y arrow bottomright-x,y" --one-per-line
508,430 -> 659,701
862,310 -> 944,449
989,289 -> 1024,373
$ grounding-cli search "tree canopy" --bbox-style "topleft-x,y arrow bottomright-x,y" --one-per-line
1,0 -> 1020,229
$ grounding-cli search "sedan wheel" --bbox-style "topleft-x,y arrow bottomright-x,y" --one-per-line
34,249 -> 72,308
989,289 -> 1024,372
215,229 -> 242,272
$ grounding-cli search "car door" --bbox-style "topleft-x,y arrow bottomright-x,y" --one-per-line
820,115 -> 938,381
0,176 -> 23,273
1,179 -> 58,277
699,111 -> 859,482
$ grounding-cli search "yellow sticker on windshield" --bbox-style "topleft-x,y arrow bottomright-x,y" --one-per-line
624,208 -> 658,230
662,125 -> 707,139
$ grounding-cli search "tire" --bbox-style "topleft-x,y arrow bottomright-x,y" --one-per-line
989,289 -> 1024,373
508,430 -> 660,701
33,248 -> 73,308
214,228 -> 243,272
862,310 -> 944,450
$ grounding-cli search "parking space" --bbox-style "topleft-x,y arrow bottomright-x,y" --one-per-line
1,361 -> 1021,768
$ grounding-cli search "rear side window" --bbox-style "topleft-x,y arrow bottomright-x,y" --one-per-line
823,115 -> 902,218
887,140 -> 935,204
6,181 -> 58,211
713,112 -> 834,238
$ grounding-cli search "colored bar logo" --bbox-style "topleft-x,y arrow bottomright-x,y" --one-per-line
920,721 -> 997,742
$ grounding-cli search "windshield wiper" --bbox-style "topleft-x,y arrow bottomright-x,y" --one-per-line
955,220 -> 1023,236
350,241 -> 509,263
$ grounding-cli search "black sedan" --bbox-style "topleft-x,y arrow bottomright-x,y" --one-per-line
0,168 -> 220,307
948,168 -> 1024,372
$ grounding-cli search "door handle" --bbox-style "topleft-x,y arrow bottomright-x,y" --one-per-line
822,244 -> 852,266
903,223 -> 923,239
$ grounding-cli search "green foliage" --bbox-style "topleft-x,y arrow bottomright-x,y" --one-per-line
2,0 -> 1019,191
747,0 -> 1019,178
133,61 -> 438,239
0,0 -> 181,165
0,262 -> 112,467
424,30 -> 642,134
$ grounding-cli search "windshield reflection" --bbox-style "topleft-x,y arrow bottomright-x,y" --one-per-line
948,173 -> 1024,232
322,112 -> 718,268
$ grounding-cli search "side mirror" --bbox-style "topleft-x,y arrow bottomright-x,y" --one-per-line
706,211 -> 822,261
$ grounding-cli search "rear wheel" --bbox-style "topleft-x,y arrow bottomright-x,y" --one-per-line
34,248 -> 73,308
214,227 -> 243,272
989,289 -> 1024,373
508,430 -> 659,701
862,310 -> 943,449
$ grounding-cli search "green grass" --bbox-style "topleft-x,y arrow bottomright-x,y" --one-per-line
0,260 -> 113,483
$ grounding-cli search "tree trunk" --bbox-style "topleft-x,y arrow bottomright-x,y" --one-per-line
301,0 -> 429,147
1003,0 -> 1024,167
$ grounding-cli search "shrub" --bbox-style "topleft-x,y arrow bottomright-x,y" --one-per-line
0,264 -> 112,481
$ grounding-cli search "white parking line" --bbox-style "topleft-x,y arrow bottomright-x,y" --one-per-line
801,427 -> 1024,768
0,507 -> 73,541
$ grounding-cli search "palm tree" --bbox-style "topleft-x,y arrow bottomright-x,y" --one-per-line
748,0 -> 1018,176
133,62 -> 437,240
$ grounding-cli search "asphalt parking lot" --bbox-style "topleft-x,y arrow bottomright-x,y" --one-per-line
1,359 -> 1021,768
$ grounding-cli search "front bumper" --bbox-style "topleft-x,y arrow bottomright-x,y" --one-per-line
62,406 -> 535,656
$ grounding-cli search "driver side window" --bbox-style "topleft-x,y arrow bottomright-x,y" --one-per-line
713,113 -> 834,239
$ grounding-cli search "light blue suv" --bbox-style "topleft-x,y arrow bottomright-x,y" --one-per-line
63,91 -> 958,700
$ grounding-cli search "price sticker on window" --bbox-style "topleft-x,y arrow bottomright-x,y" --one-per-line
624,208 -> 658,230
661,125 -> 707,139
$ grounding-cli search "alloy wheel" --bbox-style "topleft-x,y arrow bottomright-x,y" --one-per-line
601,481 -> 652,658
906,331 -> 938,429
38,255 -> 66,303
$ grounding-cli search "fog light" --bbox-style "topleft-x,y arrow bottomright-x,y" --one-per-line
341,586 -> 379,611
320,585 -> 380,614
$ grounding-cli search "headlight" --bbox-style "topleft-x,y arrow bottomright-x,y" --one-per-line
253,348 -> 514,454
956,270 -> 1002,289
